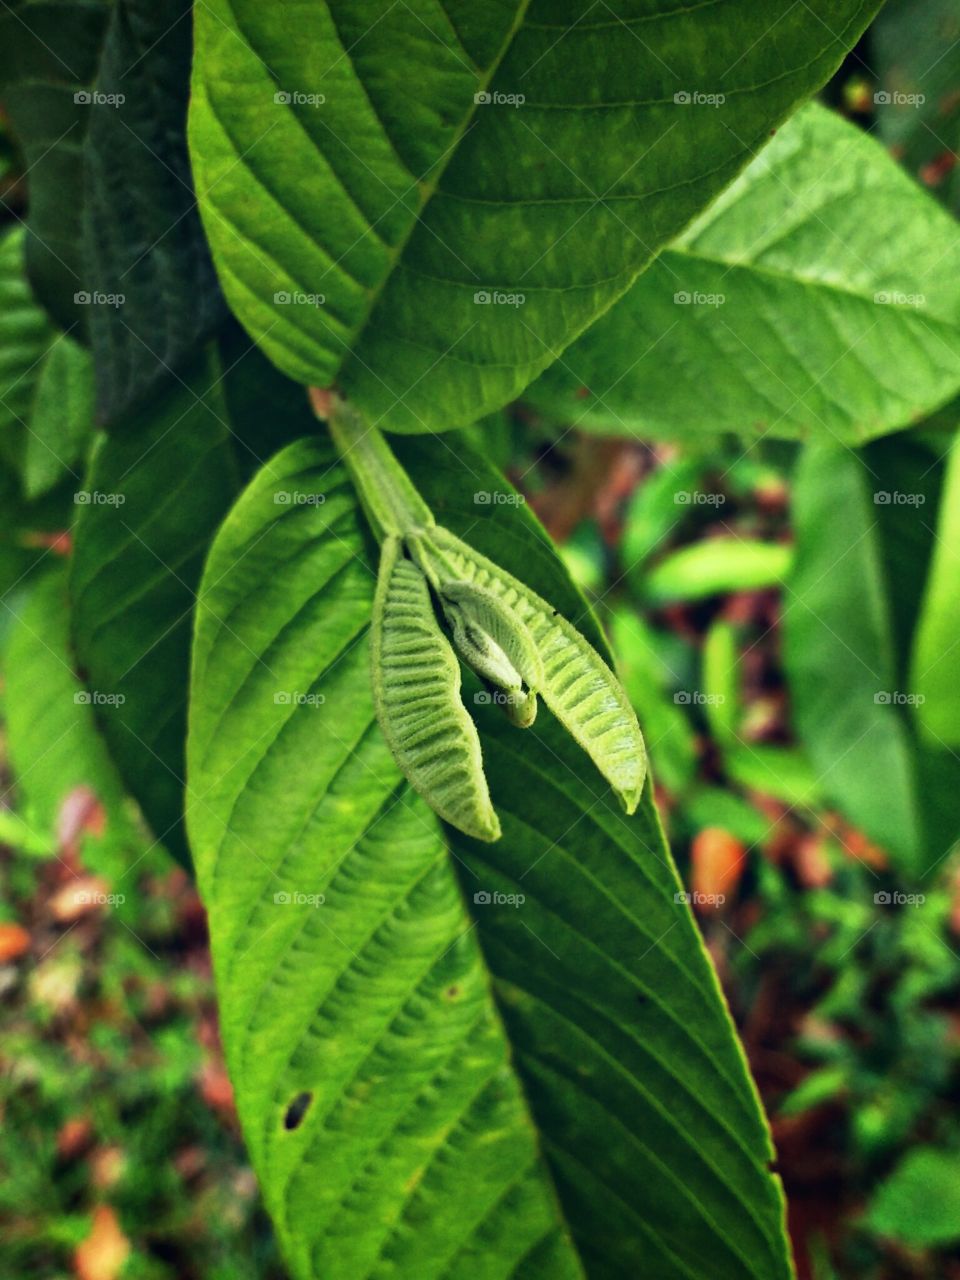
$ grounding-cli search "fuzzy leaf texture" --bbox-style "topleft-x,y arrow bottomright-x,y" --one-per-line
371,534 -> 500,841
412,525 -> 646,814
188,0 -> 880,432
186,433 -> 792,1280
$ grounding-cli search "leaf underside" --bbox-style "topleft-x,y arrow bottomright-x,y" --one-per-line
186,434 -> 792,1280
82,0 -> 226,423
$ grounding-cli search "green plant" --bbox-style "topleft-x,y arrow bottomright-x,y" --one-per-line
5,3 -> 960,1278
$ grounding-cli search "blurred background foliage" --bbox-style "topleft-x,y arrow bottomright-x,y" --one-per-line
3,1 -> 960,1278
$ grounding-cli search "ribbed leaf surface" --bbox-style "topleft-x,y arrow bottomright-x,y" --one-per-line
525,104 -> 960,444
188,0 -> 879,432
372,534 -> 499,841
186,433 -> 792,1280
416,525 -> 645,813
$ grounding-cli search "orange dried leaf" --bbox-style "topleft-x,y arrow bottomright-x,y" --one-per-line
74,1205 -> 130,1280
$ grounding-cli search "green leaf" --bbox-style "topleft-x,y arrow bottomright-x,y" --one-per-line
0,0 -> 111,329
189,1 -> 879,433
783,440 -> 960,870
864,1147 -> 960,1248
4,568 -> 137,874
609,609 -> 698,795
701,619 -> 740,749
643,538 -> 792,604
81,0 -> 226,423
525,104 -> 960,445
23,336 -> 94,499
910,429 -> 960,747
621,456 -> 705,572
414,524 -> 646,814
0,227 -> 93,493
371,534 -> 500,841
69,353 -> 243,867
187,433 -> 792,1280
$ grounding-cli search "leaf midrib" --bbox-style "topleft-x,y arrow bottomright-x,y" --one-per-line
286,0 -> 534,381
667,243 -> 960,328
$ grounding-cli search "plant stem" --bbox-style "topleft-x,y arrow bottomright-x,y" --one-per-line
322,393 -> 434,541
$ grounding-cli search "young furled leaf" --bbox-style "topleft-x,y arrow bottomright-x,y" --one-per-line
438,580 -> 542,728
412,527 -> 647,815
371,536 -> 500,842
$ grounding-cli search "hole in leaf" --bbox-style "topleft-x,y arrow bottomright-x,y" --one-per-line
284,1091 -> 313,1131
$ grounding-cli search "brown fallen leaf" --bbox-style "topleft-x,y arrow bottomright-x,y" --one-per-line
0,921 -> 31,962
57,1116 -> 94,1161
75,1205 -> 130,1280
691,827 -> 746,910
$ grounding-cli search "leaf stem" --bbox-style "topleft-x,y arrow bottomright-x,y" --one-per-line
321,392 -> 434,541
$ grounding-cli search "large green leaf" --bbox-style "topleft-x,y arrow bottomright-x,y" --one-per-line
187,433 -> 791,1279
0,0 -> 110,329
82,0 -> 226,423
69,354 -> 241,867
188,0 -> 878,434
784,437 -> 960,872
525,104 -> 960,444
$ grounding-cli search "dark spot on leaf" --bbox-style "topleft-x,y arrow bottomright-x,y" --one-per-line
284,1091 -> 312,1130
445,985 -> 460,999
